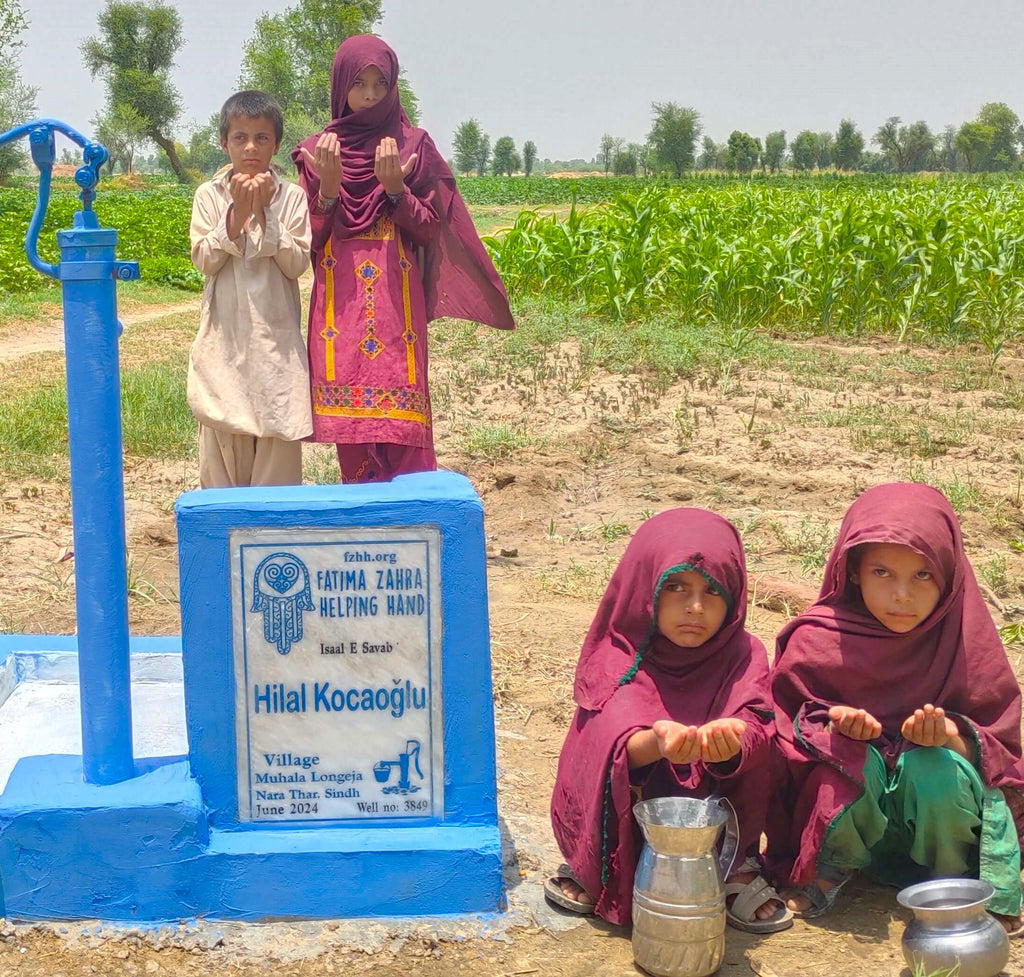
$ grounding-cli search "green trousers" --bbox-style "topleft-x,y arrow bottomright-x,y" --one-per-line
819,745 -> 1022,916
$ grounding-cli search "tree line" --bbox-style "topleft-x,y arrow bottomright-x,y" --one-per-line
0,0 -> 408,182
593,102 -> 1024,177
450,120 -> 538,177
2,0 -> 1023,183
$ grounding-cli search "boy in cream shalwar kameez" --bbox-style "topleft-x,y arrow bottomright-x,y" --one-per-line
188,90 -> 313,488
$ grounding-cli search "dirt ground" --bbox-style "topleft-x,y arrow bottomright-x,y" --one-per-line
4,300 -> 1024,976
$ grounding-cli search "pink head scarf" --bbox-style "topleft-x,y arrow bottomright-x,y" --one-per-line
773,482 -> 1024,787
292,35 -> 514,331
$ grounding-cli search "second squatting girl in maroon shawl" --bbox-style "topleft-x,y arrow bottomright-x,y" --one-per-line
549,508 -> 792,931
768,483 -> 1024,916
293,35 -> 513,483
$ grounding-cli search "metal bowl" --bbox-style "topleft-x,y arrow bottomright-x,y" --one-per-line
897,878 -> 1009,977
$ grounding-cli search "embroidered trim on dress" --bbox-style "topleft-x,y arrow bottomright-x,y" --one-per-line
319,240 -> 339,381
395,235 -> 416,385
314,384 -> 430,425
355,260 -> 385,359
352,215 -> 394,240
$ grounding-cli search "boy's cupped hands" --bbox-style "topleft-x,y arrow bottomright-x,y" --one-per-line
227,172 -> 274,237
652,718 -> 748,765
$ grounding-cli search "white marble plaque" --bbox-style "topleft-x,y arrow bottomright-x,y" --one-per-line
230,527 -> 443,823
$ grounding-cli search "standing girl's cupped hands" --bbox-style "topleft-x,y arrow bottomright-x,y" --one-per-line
374,136 -> 417,196
298,132 -> 343,201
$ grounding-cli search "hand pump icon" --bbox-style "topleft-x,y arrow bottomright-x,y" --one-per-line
374,740 -> 423,794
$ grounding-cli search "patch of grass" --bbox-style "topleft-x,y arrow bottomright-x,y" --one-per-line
771,516 -> 837,574
463,422 -> 535,461
816,403 -> 976,458
534,556 -> 616,601
979,553 -> 1010,597
1000,621 -> 1024,645
0,357 -> 195,478
303,444 -> 339,485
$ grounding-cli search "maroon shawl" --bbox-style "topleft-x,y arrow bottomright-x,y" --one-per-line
769,482 -> 1024,884
550,508 -> 774,924
292,35 -> 513,331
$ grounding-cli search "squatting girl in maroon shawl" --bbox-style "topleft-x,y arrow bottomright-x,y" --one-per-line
293,35 -> 513,484
548,508 -> 792,933
768,483 -> 1024,923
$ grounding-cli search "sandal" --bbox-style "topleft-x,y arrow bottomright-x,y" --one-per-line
724,874 -> 794,934
788,869 -> 853,920
544,862 -> 596,915
724,857 -> 794,934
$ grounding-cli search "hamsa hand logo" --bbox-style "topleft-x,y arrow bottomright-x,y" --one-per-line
251,552 -> 314,655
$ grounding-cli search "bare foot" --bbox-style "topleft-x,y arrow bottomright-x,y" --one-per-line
782,877 -> 837,914
558,876 -> 594,907
727,870 -> 784,921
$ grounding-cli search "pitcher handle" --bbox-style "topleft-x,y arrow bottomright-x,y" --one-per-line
716,796 -> 739,880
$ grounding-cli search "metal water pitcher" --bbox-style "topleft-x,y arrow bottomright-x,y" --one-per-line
632,796 -> 739,977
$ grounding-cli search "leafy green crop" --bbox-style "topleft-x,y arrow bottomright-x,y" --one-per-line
483,178 -> 1024,347
0,183 -> 199,294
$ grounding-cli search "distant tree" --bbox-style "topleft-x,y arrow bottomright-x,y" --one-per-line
636,141 -> 654,177
522,139 -> 537,178
977,102 -> 1020,170
647,102 -> 700,178
492,135 -> 517,177
452,118 -> 481,175
816,131 -> 834,169
874,117 -> 935,173
938,124 -> 958,171
763,130 -> 786,173
833,119 -> 864,170
183,117 -> 225,176
475,133 -> 490,177
82,1 -> 187,181
696,135 -> 719,170
723,131 -> 760,174
790,130 -> 818,171
613,144 -> 637,176
92,103 -> 149,173
0,0 -> 36,182
599,133 -> 615,175
954,120 -> 993,173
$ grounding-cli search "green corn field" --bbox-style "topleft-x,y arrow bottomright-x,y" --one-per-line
483,179 -> 1024,354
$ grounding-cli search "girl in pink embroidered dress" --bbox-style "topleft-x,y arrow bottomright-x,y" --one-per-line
294,36 -> 513,483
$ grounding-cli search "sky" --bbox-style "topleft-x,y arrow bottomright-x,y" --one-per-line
15,0 -> 1024,161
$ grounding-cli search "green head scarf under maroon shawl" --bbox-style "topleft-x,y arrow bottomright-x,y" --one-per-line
550,508 -> 775,925
292,35 -> 514,331
768,483 -> 1024,886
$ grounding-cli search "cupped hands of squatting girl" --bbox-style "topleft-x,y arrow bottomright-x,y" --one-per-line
649,717 -> 748,765
827,705 -> 882,741
901,703 -> 972,759
374,136 -> 417,196
298,133 -> 343,196
227,171 -> 274,239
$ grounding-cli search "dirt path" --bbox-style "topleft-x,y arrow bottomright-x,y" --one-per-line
0,298 -> 200,363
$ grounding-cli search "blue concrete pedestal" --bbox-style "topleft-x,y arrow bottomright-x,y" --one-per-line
0,473 -> 503,921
